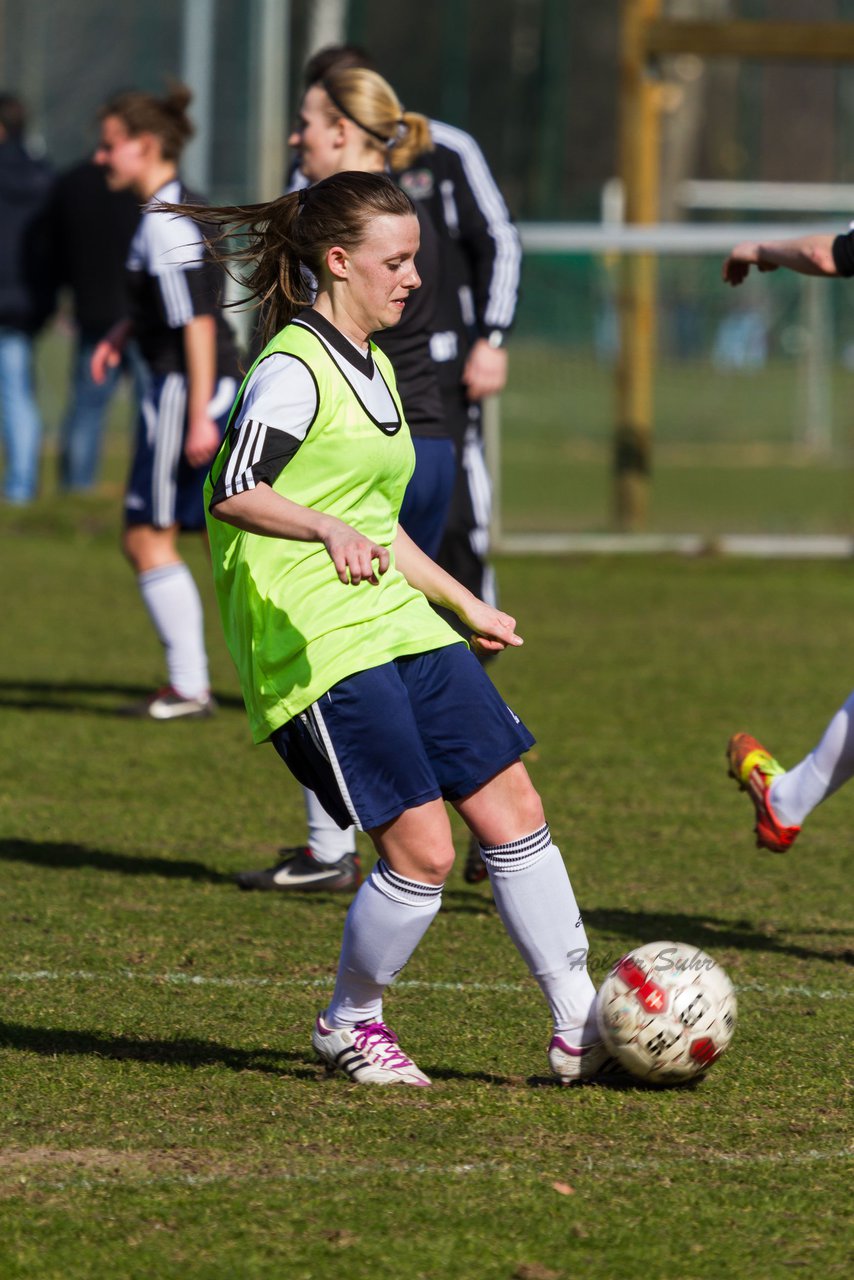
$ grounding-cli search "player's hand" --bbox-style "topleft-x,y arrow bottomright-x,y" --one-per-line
323,521 -> 390,586
722,243 -> 777,287
722,255 -> 751,286
90,338 -> 122,385
185,414 -> 222,468
462,339 -> 508,400
458,598 -> 523,654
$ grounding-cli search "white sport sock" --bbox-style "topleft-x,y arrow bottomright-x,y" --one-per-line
303,787 -> 356,865
138,563 -> 209,699
324,860 -> 443,1029
770,691 -> 854,827
480,823 -> 598,1043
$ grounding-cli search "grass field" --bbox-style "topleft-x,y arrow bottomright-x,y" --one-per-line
500,345 -> 854,536
0,478 -> 851,1278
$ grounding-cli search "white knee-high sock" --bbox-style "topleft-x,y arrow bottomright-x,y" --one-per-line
770,690 -> 854,827
138,563 -> 209,699
303,787 -> 356,865
324,860 -> 443,1029
480,823 -> 598,1044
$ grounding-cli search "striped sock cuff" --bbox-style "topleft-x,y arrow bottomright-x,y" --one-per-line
138,562 -> 188,586
480,823 -> 553,874
370,859 -> 445,908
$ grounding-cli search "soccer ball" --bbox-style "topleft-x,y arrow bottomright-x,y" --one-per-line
595,940 -> 737,1085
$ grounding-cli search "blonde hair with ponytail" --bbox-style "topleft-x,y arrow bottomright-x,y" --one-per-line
320,67 -> 433,172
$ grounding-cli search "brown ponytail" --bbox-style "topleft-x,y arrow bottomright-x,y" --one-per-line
158,171 -> 416,343
98,82 -> 195,162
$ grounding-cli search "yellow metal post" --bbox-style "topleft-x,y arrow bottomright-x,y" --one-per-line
615,0 -> 662,531
612,11 -> 854,531
645,19 -> 854,61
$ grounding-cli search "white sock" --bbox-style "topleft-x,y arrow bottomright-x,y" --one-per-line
324,860 -> 443,1029
303,787 -> 356,865
480,823 -> 598,1043
138,563 -> 209,699
770,691 -> 854,826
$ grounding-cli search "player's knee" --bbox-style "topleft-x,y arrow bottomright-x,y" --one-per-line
518,789 -> 546,835
121,529 -> 140,569
377,835 -> 455,885
507,769 -> 547,834
400,837 -> 455,884
418,844 -> 456,883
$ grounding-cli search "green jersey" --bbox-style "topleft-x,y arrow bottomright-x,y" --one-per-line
205,311 -> 461,743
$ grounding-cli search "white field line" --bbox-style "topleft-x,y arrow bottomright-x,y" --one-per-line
0,969 -> 851,1001
4,1149 -> 852,1194
493,531 -> 854,559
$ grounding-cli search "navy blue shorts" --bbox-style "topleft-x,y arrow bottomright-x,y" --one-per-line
125,371 -> 237,530
271,643 -> 535,832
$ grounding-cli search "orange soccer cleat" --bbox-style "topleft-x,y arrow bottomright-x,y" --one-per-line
727,732 -> 801,852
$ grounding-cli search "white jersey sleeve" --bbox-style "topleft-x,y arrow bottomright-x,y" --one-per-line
128,189 -> 214,329
210,353 -> 319,503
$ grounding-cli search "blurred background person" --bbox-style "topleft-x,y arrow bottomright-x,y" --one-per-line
0,92 -> 54,504
92,84 -> 240,720
49,158 -> 141,492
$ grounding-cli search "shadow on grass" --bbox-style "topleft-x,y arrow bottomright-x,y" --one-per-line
439,888 -> 496,917
414,1064 -> 660,1091
0,678 -> 244,715
525,1070 -> 685,1093
0,838 -> 502,912
0,1020 -> 317,1078
0,838 -> 231,884
0,1022 -> 710,1092
585,906 -> 854,967
422,1064 -> 518,1086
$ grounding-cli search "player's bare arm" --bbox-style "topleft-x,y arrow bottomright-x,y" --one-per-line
393,523 -> 522,652
183,314 -> 220,467
91,317 -> 133,384
723,234 -> 838,286
462,338 -> 508,400
212,484 -> 389,586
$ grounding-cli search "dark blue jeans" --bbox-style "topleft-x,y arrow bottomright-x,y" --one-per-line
0,327 -> 42,503
57,332 -> 142,491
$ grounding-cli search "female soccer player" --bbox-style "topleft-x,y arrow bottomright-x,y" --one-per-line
188,170 -> 605,1086
92,85 -> 240,719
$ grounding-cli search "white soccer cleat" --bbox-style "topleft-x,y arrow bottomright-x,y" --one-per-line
312,1014 -> 432,1086
123,686 -> 216,721
548,1034 -> 611,1084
